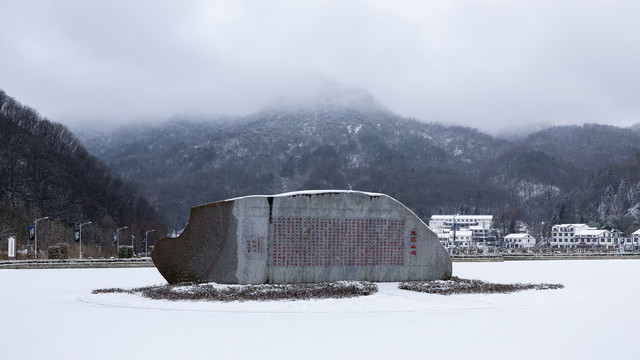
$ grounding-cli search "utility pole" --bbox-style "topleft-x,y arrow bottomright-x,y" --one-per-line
451,214 -> 457,256
34,216 -> 49,259
78,222 -> 92,259
483,225 -> 487,255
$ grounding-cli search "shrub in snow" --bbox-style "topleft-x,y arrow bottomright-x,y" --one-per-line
118,246 -> 133,258
93,281 -> 378,302
399,276 -> 563,295
47,243 -> 69,259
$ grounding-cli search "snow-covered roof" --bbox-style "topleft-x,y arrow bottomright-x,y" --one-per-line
431,215 -> 493,220
553,224 -> 588,228
633,229 -> 640,235
504,233 -> 531,239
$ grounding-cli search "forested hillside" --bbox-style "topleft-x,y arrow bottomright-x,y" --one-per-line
78,99 -> 640,236
5,85 -> 637,242
489,124 -> 640,232
517,124 -> 640,170
79,101 -> 516,228
0,90 -> 166,258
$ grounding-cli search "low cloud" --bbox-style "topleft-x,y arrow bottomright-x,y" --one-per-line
1,0 -> 639,133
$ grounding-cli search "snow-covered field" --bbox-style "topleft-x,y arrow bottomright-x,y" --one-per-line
2,260 -> 639,360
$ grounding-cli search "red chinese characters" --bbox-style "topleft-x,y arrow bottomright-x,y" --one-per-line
410,230 -> 417,256
247,236 -> 263,254
271,217 -> 405,266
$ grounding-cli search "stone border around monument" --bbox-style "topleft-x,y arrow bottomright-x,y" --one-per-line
152,191 -> 452,284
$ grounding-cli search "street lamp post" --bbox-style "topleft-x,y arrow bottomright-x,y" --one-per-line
78,222 -> 92,259
483,229 -> 487,255
34,216 -> 49,259
144,229 -> 155,257
131,235 -> 135,257
116,226 -> 127,258
451,214 -> 457,256
542,221 -> 545,254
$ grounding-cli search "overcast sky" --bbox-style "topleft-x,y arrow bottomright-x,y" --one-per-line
2,0 -> 639,134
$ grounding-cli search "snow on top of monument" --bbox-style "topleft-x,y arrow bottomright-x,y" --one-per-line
275,189 -> 386,197
225,190 -> 387,202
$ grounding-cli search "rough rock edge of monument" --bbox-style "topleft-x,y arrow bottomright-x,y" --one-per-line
398,276 -> 564,295
92,281 -> 379,302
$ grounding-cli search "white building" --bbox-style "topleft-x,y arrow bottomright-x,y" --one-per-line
437,229 -> 473,249
550,224 -> 590,248
437,232 -> 450,245
620,236 -> 637,250
429,215 -> 493,233
574,229 -> 621,249
429,215 -> 493,248
504,233 -> 536,248
469,225 -> 491,245
631,229 -> 640,250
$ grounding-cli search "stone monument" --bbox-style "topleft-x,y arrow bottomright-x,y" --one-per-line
152,191 -> 452,284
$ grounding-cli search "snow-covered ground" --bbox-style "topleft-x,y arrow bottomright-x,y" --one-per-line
2,260 -> 639,359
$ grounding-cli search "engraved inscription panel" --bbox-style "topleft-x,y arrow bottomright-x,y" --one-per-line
271,217 -> 405,266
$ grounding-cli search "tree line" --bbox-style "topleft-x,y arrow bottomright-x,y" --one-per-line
0,89 -> 167,258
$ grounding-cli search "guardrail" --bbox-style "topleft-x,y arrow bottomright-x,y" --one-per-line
453,253 -> 640,262
0,258 -> 154,269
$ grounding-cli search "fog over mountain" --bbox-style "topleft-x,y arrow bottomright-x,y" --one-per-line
2,1 -> 639,134
75,88 -> 640,235
3,82 -> 640,243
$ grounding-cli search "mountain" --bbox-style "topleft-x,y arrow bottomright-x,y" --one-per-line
76,93 -> 640,234
516,124 -> 640,170
487,124 -> 640,232
77,101 -> 514,228
0,90 -> 165,255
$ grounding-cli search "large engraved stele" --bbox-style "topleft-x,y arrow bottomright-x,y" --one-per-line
152,191 -> 452,284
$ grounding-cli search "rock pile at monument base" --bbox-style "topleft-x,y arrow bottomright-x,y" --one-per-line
152,191 -> 452,284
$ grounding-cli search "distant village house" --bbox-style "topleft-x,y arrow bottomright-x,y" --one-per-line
504,233 -> 536,248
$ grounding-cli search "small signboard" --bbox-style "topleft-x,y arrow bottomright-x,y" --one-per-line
8,236 -> 16,260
